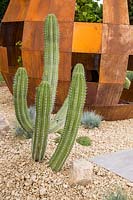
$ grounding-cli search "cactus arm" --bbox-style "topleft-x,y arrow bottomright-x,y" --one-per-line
49,96 -> 68,133
124,77 -> 131,89
13,68 -> 33,133
49,64 -> 86,171
32,81 -> 51,162
126,71 -> 133,81
43,14 -> 59,111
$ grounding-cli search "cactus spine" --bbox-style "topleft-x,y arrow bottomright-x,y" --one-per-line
13,67 -> 33,134
32,81 -> 51,161
43,14 -> 59,111
49,64 -> 86,171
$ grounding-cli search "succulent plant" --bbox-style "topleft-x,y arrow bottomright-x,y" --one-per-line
49,64 -> 86,172
13,14 -> 86,169
104,190 -> 128,200
76,136 -> 92,146
81,111 -> 102,129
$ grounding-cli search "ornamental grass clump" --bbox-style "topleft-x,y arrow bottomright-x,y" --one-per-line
76,136 -> 92,146
81,111 -> 102,129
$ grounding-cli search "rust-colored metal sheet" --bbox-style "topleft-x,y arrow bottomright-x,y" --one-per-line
87,104 -> 133,121
103,0 -> 129,25
2,0 -> 30,22
0,47 -> 8,73
102,24 -> 130,54
99,54 -> 128,84
72,22 -> 102,53
96,83 -> 123,106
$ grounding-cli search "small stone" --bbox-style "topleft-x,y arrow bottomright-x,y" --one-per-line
0,114 -> 9,132
126,182 -> 133,187
39,187 -> 47,196
69,159 -> 93,186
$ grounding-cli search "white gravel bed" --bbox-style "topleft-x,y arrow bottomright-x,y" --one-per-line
0,86 -> 133,200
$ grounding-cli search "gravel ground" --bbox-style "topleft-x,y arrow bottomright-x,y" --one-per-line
0,86 -> 133,200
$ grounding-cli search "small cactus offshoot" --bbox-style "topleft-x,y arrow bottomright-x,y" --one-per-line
81,111 -> 102,129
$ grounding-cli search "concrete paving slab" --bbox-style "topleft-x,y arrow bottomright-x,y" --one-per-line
90,149 -> 133,183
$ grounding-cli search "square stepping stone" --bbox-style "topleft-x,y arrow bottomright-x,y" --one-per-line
90,149 -> 133,183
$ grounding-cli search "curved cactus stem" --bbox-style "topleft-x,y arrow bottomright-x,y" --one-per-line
32,81 -> 51,162
126,71 -> 133,81
49,64 -> 86,171
49,96 -> 68,133
43,14 -> 59,112
124,77 -> 131,89
13,67 -> 33,134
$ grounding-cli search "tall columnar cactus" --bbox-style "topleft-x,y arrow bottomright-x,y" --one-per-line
13,14 -> 87,169
49,64 -> 86,172
43,14 -> 59,111
32,81 -> 51,162
13,67 -> 33,134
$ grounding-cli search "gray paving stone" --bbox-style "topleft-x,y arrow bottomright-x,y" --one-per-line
90,149 -> 133,182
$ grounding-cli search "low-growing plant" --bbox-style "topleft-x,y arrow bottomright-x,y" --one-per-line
81,111 -> 102,129
76,136 -> 92,146
104,190 -> 128,200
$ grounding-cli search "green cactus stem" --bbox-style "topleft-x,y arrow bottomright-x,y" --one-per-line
126,70 -> 133,81
13,67 -> 33,134
49,64 -> 86,171
124,77 -> 131,89
43,14 -> 59,111
32,81 -> 51,162
49,97 -> 68,133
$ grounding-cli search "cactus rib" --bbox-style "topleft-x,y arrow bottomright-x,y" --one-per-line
49,64 -> 86,171
43,14 -> 59,111
32,81 -> 51,162
13,68 -> 33,133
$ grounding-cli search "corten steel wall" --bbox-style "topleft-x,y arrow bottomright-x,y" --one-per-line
0,0 -> 133,120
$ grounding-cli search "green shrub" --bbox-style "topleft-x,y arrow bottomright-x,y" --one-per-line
75,0 -> 103,22
76,136 -> 92,146
81,111 -> 102,129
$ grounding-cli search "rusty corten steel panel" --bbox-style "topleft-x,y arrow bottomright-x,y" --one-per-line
102,24 -> 130,55
2,0 -> 30,22
99,54 -> 129,84
0,47 -> 8,73
103,0 -> 129,25
96,83 -> 124,106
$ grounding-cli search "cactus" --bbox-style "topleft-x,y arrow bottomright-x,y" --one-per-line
43,14 -> 59,111
124,77 -> 131,89
49,97 -> 68,133
32,81 -> 51,162
126,70 -> 133,81
13,67 -> 33,134
49,64 -> 86,171
13,14 -> 87,168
